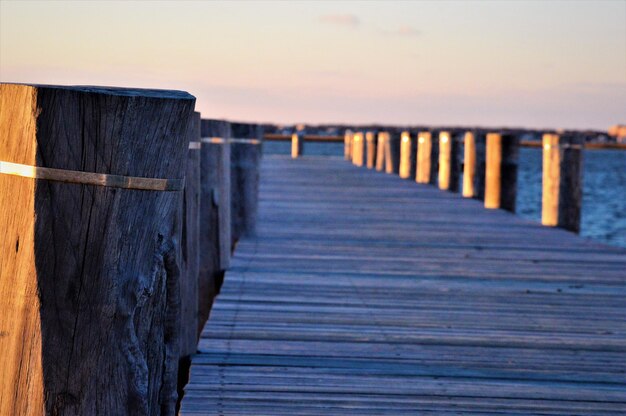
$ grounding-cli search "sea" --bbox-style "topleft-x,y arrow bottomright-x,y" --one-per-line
264,142 -> 626,249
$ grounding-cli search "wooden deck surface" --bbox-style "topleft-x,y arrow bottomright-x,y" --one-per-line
181,156 -> 626,415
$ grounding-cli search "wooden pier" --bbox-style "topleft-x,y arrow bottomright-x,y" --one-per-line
181,155 -> 626,415
2,83 -> 625,414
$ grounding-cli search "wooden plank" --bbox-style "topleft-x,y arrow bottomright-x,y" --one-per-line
181,155 -> 626,415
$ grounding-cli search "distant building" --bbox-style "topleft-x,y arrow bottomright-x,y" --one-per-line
608,125 -> 626,143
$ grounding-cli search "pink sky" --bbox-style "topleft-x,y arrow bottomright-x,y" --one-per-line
1,1 -> 625,130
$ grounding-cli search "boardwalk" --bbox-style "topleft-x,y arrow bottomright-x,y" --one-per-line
181,156 -> 626,415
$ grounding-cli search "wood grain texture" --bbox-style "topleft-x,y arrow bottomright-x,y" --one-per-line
1,83 -> 195,415
230,124 -> 262,245
199,119 -> 231,334
180,112 -> 201,358
181,155 -> 626,415
0,83 -> 43,416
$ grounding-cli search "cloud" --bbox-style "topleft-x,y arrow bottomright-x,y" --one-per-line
318,14 -> 360,28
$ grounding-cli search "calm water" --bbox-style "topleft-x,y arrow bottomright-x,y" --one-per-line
516,148 -> 626,248
264,142 -> 626,248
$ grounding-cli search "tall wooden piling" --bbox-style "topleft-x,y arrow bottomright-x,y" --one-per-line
542,133 -> 583,232
463,130 -> 487,200
0,83 -> 194,415
438,131 -> 452,190
399,131 -> 412,179
463,131 -> 476,197
344,130 -> 353,160
352,132 -> 365,167
376,132 -> 388,171
385,132 -> 401,174
230,123 -> 262,244
291,132 -> 303,158
199,119 -> 232,334
365,131 -> 376,169
180,112 -> 201,361
438,131 -> 460,192
485,132 -> 519,211
416,131 -> 432,183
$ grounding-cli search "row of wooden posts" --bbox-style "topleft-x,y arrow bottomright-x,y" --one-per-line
0,84 -> 262,415
291,129 -> 583,232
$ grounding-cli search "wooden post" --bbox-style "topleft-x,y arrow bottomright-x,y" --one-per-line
199,119 -> 232,335
352,132 -> 365,167
365,131 -> 376,169
485,132 -> 519,211
376,132 -> 388,172
385,132 -> 401,174
438,131 -> 452,190
542,133 -> 583,232
180,112 -> 201,361
291,132 -> 303,158
463,131 -> 476,197
344,130 -> 353,160
463,130 -> 487,200
429,130 -> 440,185
399,131 -> 412,179
0,83 -> 194,415
416,131 -> 432,183
230,123 -> 263,245
438,131 -> 460,192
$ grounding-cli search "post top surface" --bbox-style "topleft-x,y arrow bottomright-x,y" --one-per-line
1,83 -> 195,100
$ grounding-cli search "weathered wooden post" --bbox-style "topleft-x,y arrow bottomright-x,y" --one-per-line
416,131 -> 432,183
230,123 -> 262,245
344,130 -> 353,161
180,112 -> 201,364
199,119 -> 232,335
463,130 -> 487,199
365,131 -> 376,169
399,131 -> 412,179
384,132 -> 401,174
376,132 -> 388,171
0,83 -> 194,415
463,131 -> 476,197
352,132 -> 365,167
438,131 -> 460,192
485,132 -> 519,211
291,132 -> 303,158
541,133 -> 583,232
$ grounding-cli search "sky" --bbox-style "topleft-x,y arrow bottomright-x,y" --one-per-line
1,0 -> 625,130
